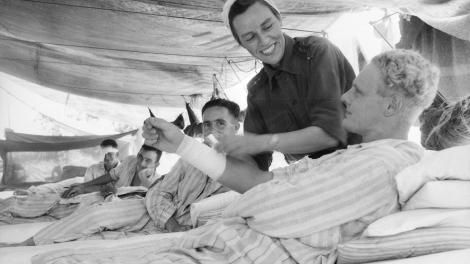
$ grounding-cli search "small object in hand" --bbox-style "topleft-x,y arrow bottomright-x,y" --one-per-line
148,107 -> 156,117
206,134 -> 219,148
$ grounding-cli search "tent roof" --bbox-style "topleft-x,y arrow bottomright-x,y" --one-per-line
0,129 -> 137,152
0,0 -> 469,107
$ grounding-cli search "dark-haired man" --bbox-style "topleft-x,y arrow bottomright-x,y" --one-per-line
62,144 -> 162,197
83,139 -> 120,182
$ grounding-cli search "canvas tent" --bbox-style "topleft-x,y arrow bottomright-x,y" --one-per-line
0,129 -> 137,185
1,0 -> 469,107
0,0 -> 469,185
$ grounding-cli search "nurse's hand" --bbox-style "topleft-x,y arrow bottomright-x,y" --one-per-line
216,134 -> 269,156
142,117 -> 184,153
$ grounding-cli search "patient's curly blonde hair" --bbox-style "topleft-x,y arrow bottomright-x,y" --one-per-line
372,49 -> 440,110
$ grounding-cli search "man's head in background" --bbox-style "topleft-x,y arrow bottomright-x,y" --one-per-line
341,49 -> 439,142
100,139 -> 119,171
201,99 -> 241,145
420,95 -> 470,150
136,144 -> 162,174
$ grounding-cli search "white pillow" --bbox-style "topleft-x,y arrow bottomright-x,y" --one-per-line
363,209 -> 470,237
404,181 -> 470,210
395,144 -> 470,205
338,227 -> 470,264
0,222 -> 54,243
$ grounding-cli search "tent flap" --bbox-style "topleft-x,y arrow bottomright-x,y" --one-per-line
0,129 -> 137,152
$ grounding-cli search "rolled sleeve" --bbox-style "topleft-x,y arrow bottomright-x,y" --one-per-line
306,40 -> 355,145
244,96 -> 272,171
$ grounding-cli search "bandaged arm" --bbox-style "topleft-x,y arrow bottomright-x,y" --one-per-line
176,135 -> 272,193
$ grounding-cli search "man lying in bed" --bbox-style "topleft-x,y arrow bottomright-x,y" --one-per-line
2,98 -> 254,246
0,144 -> 162,224
128,49 -> 439,264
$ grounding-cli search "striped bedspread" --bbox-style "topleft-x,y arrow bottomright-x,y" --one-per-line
32,140 -> 423,264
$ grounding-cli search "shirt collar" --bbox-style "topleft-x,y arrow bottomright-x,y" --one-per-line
347,139 -> 418,150
262,34 -> 302,78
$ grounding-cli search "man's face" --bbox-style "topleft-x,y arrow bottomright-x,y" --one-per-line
341,63 -> 387,136
202,106 -> 239,144
136,150 -> 159,173
232,2 -> 285,66
103,152 -> 119,171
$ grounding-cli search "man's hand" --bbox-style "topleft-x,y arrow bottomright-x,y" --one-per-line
137,168 -> 155,188
142,117 -> 185,153
215,134 -> 268,156
164,216 -> 192,232
61,184 -> 86,198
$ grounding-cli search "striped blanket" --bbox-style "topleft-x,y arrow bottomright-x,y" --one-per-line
32,140 -> 423,264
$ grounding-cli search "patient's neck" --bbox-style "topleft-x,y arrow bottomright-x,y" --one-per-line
362,122 -> 411,143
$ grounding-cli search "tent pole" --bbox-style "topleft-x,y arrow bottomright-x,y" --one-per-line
0,150 -> 6,186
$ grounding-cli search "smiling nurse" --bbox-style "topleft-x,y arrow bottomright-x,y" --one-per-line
217,0 -> 357,170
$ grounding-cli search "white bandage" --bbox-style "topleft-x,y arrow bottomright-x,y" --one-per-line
206,134 -> 219,148
101,146 -> 118,155
176,135 -> 226,181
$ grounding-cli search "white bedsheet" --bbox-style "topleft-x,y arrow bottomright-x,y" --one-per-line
0,190 -> 15,199
368,248 -> 470,264
0,222 -> 54,243
0,232 -> 183,264
1,232 -> 468,264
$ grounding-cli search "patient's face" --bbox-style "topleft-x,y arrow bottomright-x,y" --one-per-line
202,106 -> 239,143
136,150 -> 159,173
103,152 -> 119,171
342,63 -> 386,135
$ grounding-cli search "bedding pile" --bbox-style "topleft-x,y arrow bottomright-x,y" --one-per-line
338,144 -> 470,263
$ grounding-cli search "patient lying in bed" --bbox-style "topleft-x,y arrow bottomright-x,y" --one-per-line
0,145 -> 160,225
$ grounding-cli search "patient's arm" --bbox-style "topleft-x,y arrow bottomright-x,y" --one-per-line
143,117 -> 273,193
61,174 -> 113,198
219,155 -> 272,193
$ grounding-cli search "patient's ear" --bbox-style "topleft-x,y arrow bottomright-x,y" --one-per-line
384,94 -> 403,117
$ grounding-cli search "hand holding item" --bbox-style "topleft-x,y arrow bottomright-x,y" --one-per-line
142,117 -> 184,153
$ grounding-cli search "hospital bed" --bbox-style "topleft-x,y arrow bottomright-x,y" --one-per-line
1,145 -> 470,264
